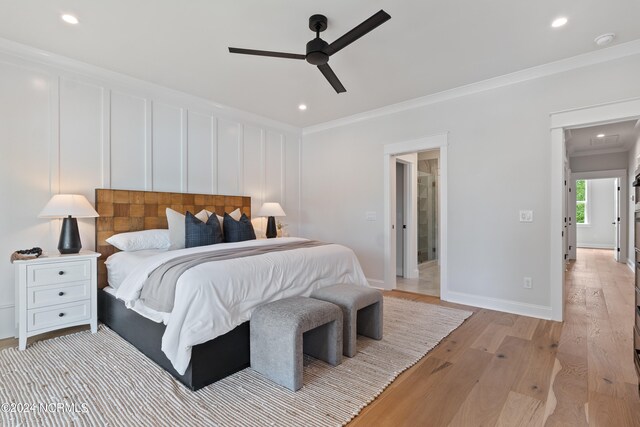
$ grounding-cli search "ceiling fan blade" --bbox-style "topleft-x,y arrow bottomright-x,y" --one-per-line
325,10 -> 391,56
228,47 -> 305,60
318,63 -> 346,93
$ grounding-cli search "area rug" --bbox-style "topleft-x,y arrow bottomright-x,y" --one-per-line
0,297 -> 472,426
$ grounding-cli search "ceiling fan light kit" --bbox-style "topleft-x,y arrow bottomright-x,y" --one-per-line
228,10 -> 391,94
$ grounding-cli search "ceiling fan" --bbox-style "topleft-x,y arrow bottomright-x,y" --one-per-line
228,10 -> 391,94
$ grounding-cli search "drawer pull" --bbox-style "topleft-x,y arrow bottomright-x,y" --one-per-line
58,313 -> 65,317
58,292 -> 65,296
58,271 -> 65,276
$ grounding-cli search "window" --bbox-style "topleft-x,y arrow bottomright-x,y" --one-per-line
576,179 -> 588,224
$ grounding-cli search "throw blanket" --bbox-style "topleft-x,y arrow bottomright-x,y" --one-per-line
140,240 -> 328,312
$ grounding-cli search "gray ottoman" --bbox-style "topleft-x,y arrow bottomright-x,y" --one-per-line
310,284 -> 383,357
250,296 -> 343,391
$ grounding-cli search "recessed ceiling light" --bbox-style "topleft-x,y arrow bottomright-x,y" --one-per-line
61,14 -> 79,25
596,134 -> 605,138
551,17 -> 568,28
298,104 -> 307,111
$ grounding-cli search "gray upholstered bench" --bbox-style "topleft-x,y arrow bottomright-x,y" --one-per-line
250,296 -> 343,391
310,284 -> 383,357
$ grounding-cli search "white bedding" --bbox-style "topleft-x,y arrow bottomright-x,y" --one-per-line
105,249 -> 168,289
114,237 -> 369,375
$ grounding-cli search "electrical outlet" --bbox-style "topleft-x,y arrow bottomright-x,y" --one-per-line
365,211 -> 377,221
523,277 -> 532,289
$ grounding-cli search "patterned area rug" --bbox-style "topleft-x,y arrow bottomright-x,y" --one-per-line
0,297 -> 472,426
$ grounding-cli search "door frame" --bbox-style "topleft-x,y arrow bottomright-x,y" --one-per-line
550,97 -> 640,321
383,133 -> 448,297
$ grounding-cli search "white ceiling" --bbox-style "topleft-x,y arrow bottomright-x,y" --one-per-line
565,120 -> 640,156
0,0 -> 639,127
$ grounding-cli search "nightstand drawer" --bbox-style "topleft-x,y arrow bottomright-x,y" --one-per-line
26,260 -> 90,287
27,300 -> 90,332
27,281 -> 90,309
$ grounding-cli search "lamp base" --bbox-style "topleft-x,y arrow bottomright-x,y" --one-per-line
265,216 -> 277,239
58,216 -> 82,254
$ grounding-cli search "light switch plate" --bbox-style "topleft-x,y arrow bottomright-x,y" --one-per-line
519,210 -> 533,222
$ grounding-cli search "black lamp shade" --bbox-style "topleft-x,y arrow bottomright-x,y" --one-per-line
265,216 -> 277,239
58,216 -> 82,254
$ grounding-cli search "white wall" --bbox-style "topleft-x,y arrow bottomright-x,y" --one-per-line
576,179 -> 616,249
570,152 -> 629,173
0,46 -> 301,339
301,53 -> 640,318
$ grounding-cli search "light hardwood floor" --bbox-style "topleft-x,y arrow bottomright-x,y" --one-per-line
350,248 -> 640,426
1,248 -> 638,426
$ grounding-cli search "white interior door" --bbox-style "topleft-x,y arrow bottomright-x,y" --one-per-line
563,162 -> 569,262
396,162 -> 404,276
568,173 -> 577,260
614,178 -> 621,262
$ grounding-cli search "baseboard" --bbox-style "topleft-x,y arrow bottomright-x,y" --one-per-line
576,243 -> 615,249
442,290 -> 553,320
366,278 -> 389,290
628,259 -> 635,272
0,304 -> 15,340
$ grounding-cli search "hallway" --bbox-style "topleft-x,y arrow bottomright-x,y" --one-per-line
549,248 -> 640,424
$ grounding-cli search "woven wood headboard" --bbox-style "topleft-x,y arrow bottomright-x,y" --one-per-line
94,189 -> 251,289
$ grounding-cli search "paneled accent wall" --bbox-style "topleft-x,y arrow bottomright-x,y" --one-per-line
0,47 -> 301,339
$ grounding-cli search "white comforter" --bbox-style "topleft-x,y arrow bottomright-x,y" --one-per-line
115,237 -> 369,374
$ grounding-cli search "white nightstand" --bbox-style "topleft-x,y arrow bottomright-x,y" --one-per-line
13,251 -> 100,350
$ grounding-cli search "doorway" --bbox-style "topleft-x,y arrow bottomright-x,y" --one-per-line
574,178 -> 620,261
568,170 -> 626,263
393,148 -> 441,297
385,134 -> 447,299
550,97 -> 640,321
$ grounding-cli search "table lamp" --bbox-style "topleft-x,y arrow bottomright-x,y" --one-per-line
257,202 -> 286,239
39,194 -> 99,254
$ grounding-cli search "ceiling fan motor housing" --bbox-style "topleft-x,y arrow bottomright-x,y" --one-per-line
306,38 -> 329,65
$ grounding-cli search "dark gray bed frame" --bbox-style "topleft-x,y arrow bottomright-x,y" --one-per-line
98,289 -> 250,391
94,189 -> 253,391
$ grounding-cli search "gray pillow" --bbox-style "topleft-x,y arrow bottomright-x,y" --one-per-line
223,213 -> 256,242
185,211 -> 223,248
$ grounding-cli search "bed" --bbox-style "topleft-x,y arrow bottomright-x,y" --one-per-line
94,189 -> 369,390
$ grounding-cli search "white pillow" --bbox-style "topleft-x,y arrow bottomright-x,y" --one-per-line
166,208 -> 210,250
106,229 -> 171,252
215,208 -> 242,232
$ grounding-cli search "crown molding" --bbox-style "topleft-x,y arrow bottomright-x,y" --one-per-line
303,39 -> 640,136
568,146 -> 631,157
0,37 -> 302,135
